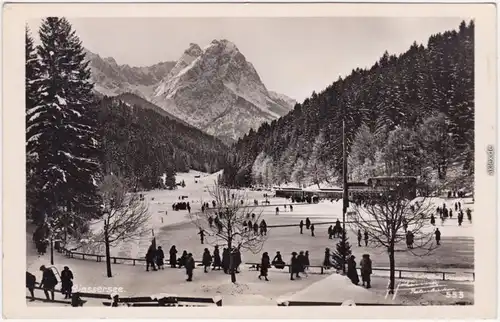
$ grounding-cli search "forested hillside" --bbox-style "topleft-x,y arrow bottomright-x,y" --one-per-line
222,21 -> 474,190
97,96 -> 228,190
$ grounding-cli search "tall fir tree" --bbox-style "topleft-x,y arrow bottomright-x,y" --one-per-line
26,26 -> 43,222
332,235 -> 352,270
27,17 -> 102,226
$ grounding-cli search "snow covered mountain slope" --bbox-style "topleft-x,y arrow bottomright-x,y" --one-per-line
84,49 -> 176,99
85,40 -> 296,143
151,39 -> 296,143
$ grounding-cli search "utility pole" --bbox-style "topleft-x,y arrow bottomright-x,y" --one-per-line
342,118 -> 349,274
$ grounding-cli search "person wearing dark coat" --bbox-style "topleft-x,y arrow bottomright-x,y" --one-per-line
304,251 -> 310,271
39,265 -> 58,300
247,220 -> 253,230
177,250 -> 187,268
234,248 -> 242,273
297,251 -> 308,277
347,255 -> 360,285
272,251 -> 285,269
212,200 -> 216,208
435,228 -> 441,245
258,252 -> 270,281
275,207 -> 279,215
360,254 -> 372,288
185,253 -> 195,281
466,208 -> 472,223
430,214 -> 436,226
212,246 -> 222,270
299,220 -> 304,234
310,224 -> 315,237
357,230 -> 362,246
323,248 -> 332,268
26,271 -> 36,301
145,245 -> 157,271
60,266 -> 74,299
458,212 -> 464,226
222,248 -> 230,274
198,229 -> 205,244
364,231 -> 369,246
260,220 -> 267,235
328,225 -> 333,239
290,252 -> 301,280
252,222 -> 258,234
169,246 -> 178,268
156,246 -> 165,270
168,245 -> 177,268
208,216 -> 214,228
290,204 -> 293,212
305,217 -> 311,229
202,248 -> 212,273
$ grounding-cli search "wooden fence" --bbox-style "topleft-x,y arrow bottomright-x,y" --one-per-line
60,247 -> 473,282
28,284 -> 222,307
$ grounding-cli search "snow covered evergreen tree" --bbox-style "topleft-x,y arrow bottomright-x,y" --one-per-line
27,17 -> 102,227
332,235 -> 352,271
26,26 -> 43,223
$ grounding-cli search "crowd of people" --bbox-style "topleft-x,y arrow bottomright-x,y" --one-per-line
26,265 -> 74,302
143,242 -> 244,282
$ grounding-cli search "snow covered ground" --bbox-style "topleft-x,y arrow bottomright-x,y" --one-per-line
27,170 -> 475,306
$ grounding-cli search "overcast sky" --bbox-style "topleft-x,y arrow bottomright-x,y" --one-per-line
28,17 -> 466,101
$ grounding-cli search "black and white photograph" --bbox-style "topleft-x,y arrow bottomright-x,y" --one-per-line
2,1 -> 498,319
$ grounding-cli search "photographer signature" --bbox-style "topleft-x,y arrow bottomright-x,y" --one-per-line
386,280 -> 463,301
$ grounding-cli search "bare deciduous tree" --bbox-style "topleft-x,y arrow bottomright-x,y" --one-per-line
189,181 -> 268,282
92,174 -> 151,277
348,189 -> 437,294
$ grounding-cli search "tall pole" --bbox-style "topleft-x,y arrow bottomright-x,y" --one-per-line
342,118 -> 348,274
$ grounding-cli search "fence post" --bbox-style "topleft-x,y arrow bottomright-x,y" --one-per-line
473,272 -> 475,281
82,254 -> 85,260
113,258 -> 117,264
398,270 -> 402,278
133,259 -> 136,266
442,272 -> 445,281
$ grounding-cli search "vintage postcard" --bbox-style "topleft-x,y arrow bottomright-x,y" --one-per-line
2,1 -> 497,319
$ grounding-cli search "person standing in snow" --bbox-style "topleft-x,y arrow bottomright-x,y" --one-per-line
169,245 -> 178,268
185,253 -> 195,282
258,252 -> 270,281
260,220 -> 267,236
177,250 -> 187,269
198,229 -> 205,244
364,230 -> 369,246
323,248 -> 332,269
290,252 -> 300,280
145,245 -> 157,271
347,255 -> 360,285
222,248 -> 230,274
310,224 -> 315,237
39,265 -> 58,301
60,266 -> 74,299
357,230 -> 362,246
202,248 -> 212,273
26,271 -> 36,301
299,220 -> 304,234
360,254 -> 372,288
435,228 -> 441,245
466,208 -> 472,223
212,245 -> 222,270
156,246 -> 165,270
305,217 -> 311,230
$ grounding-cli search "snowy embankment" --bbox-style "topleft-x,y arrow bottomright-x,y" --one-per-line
278,272 -> 397,305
